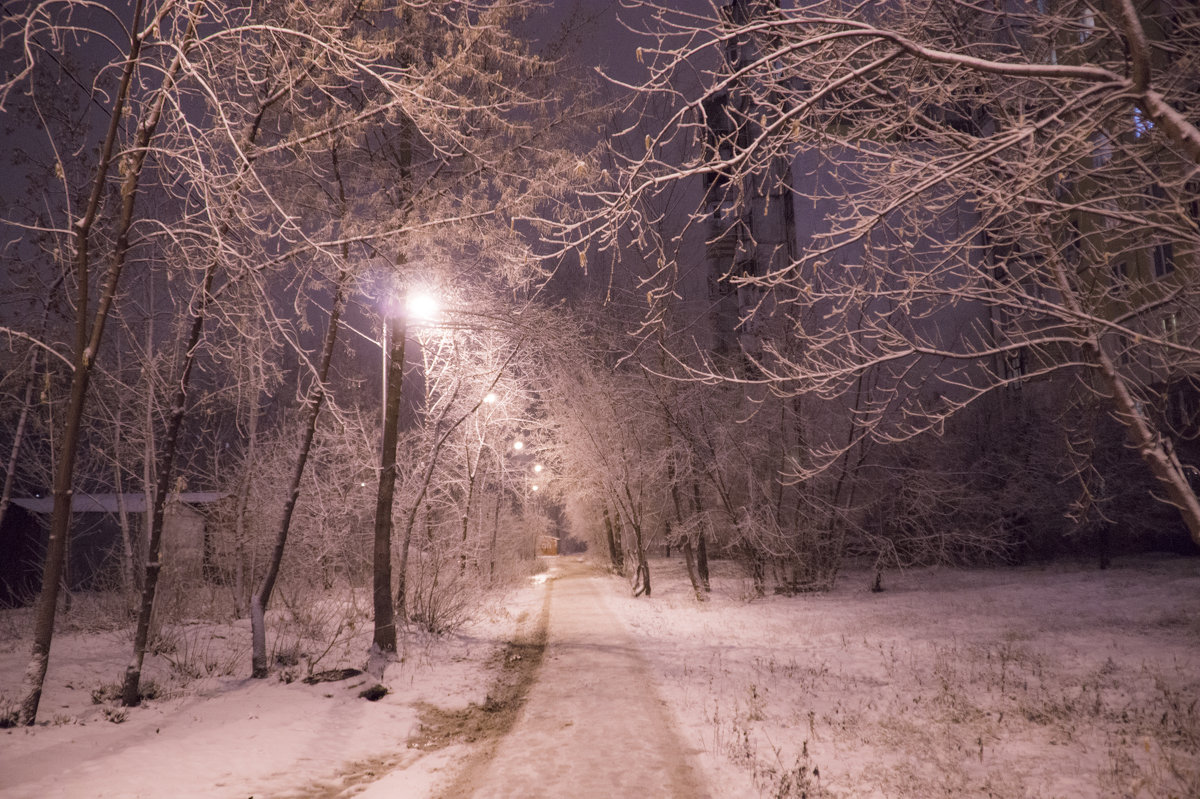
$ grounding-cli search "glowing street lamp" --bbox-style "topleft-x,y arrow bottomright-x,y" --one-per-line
406,291 -> 439,324
512,440 -> 524,452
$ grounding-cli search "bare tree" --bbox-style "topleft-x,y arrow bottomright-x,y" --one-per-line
562,0 -> 1200,548
2,0 -> 209,724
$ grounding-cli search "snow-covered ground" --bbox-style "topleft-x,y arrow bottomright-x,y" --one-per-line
0,578 -> 547,798
3,555 -> 1197,798
604,554 -> 1200,799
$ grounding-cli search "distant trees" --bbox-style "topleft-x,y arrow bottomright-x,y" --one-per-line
559,0 -> 1200,570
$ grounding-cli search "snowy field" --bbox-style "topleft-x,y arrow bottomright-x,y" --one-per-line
604,555 -> 1200,799
0,578 -> 547,799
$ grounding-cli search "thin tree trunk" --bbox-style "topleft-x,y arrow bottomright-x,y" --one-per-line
691,480 -> 710,591
488,491 -> 501,582
0,355 -> 36,533
459,451 -> 479,575
233,368 -> 259,615
126,61 -> 278,673
112,455 -> 135,598
141,311 -> 156,595
622,489 -> 651,598
1046,257 -> 1200,547
123,263 -> 218,705
250,267 -> 351,677
634,534 -> 651,597
20,0 -> 179,724
602,505 -> 623,574
116,5 -> 207,705
110,349 -> 135,597
396,442 -> 443,625
1092,343 -> 1200,547
668,460 -> 704,601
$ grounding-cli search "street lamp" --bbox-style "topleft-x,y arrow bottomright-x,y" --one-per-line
407,291 -> 439,323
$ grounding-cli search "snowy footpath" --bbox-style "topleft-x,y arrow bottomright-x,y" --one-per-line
427,557 -> 711,799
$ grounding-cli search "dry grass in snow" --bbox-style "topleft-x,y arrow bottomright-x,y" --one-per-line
603,554 -> 1200,799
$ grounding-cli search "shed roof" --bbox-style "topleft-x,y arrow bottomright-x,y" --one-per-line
11,492 -> 226,514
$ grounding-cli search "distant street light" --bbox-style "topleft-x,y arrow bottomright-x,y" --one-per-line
513,440 -> 524,451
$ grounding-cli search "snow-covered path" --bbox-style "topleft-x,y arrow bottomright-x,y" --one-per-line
437,558 -> 711,799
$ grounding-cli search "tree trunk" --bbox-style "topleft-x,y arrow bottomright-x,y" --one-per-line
1045,257 -> 1200,548
622,493 -> 651,598
250,267 -> 351,677
371,313 -> 406,654
123,263 -> 218,705
110,348 -> 135,597
682,540 -> 703,599
459,451 -> 479,575
635,548 -> 651,597
0,356 -> 35,534
112,455 -> 135,598
691,481 -> 710,591
20,0 -> 176,723
602,505 -> 623,574
667,459 -> 704,600
233,369 -> 259,615
488,492 -> 501,582
141,310 -> 156,596
1092,342 -> 1200,547
395,510 -> 415,624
